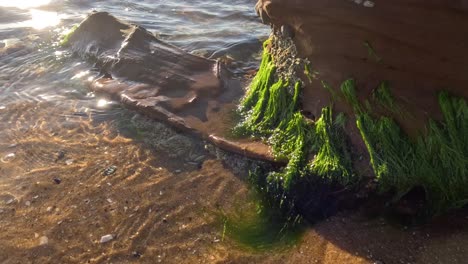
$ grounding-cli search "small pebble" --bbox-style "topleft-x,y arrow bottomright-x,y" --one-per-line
65,159 -> 74,165
363,0 -> 375,7
53,177 -> 61,184
132,251 -> 142,258
25,201 -> 31,206
193,155 -> 205,163
1,153 -> 15,163
39,236 -> 48,246
100,234 -> 114,243
103,165 -> 117,176
280,24 -> 295,39
46,206 -> 53,212
55,150 -> 65,162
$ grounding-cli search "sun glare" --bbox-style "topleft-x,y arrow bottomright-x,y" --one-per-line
29,9 -> 60,29
97,99 -> 111,108
0,0 -> 51,9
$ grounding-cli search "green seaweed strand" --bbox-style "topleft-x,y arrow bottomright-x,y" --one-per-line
237,40 -> 354,218
344,79 -> 468,213
310,108 -> 353,185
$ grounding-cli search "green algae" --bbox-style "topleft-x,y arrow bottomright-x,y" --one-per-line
343,79 -> 468,213
308,108 -> 354,185
238,36 -> 467,221
220,209 -> 303,251
340,79 -> 362,113
364,40 -> 382,63
239,40 -> 274,114
304,63 -> 313,83
60,25 -> 78,47
269,112 -> 311,172
372,81 -> 401,114
321,80 -> 339,101
217,174 -> 304,251
235,39 -> 354,220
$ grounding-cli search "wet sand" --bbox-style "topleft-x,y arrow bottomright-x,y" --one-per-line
0,102 -> 467,264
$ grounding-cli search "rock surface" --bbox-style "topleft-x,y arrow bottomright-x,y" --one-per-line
255,0 -> 468,138
100,234 -> 114,243
66,12 -> 275,162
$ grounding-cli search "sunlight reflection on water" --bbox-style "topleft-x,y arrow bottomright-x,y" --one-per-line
96,99 -> 112,108
0,9 -> 62,30
29,9 -> 61,29
0,0 -> 51,9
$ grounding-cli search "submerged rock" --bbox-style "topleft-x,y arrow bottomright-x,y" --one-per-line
65,11 -> 275,163
1,194 -> 17,205
103,165 -> 117,176
100,234 -> 114,243
132,251 -> 142,258
39,236 -> 48,246
53,177 -> 61,184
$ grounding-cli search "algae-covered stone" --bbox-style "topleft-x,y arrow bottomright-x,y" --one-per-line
244,0 -> 468,216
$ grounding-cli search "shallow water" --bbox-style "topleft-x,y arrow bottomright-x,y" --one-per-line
0,0 -> 268,181
0,0 -> 267,109
0,0 -> 285,260
0,0 -> 316,260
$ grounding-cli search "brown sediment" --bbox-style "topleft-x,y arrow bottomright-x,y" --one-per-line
255,0 -> 468,150
1,102 -> 466,264
66,12 -> 276,163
